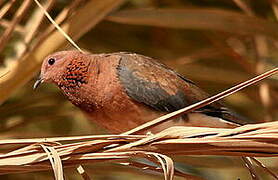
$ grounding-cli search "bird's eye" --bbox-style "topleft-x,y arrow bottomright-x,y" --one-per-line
48,58 -> 55,65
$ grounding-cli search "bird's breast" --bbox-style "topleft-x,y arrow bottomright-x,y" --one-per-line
78,54 -> 164,133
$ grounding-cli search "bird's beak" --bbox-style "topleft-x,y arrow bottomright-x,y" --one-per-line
33,76 -> 44,90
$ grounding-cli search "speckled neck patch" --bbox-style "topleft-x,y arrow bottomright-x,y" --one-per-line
58,58 -> 90,93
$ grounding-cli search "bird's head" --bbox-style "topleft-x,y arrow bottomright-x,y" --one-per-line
33,50 -> 86,89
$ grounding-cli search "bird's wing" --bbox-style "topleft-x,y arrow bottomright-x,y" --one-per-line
116,53 -> 243,125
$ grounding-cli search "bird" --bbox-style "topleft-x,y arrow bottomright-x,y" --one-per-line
34,50 -> 244,134
34,51 -> 269,179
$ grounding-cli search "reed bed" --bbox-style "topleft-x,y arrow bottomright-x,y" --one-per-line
0,0 -> 277,179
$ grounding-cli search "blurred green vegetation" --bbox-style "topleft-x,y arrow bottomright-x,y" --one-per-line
0,0 -> 277,179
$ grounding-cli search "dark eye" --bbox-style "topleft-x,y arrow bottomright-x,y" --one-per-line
48,58 -> 55,65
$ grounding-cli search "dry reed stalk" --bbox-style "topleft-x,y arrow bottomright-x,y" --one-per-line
1,121 -> 278,179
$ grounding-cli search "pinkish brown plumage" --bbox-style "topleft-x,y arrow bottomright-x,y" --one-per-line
35,50 -> 242,133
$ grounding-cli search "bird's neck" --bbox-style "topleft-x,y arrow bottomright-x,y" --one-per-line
56,55 -> 96,111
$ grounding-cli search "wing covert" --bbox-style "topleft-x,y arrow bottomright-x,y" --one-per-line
116,52 -> 243,124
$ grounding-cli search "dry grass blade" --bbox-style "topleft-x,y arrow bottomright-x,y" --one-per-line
24,0 -> 56,44
0,134 -> 144,145
41,144 -> 64,180
125,152 -> 174,180
107,9 -> 278,38
152,153 -> 174,180
143,152 -> 174,180
33,0 -> 83,52
123,68 -> 278,135
32,0 -> 85,50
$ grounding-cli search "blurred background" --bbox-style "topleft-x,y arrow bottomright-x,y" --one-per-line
0,0 -> 277,179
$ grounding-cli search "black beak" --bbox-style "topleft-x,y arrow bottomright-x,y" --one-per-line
33,77 -> 44,90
